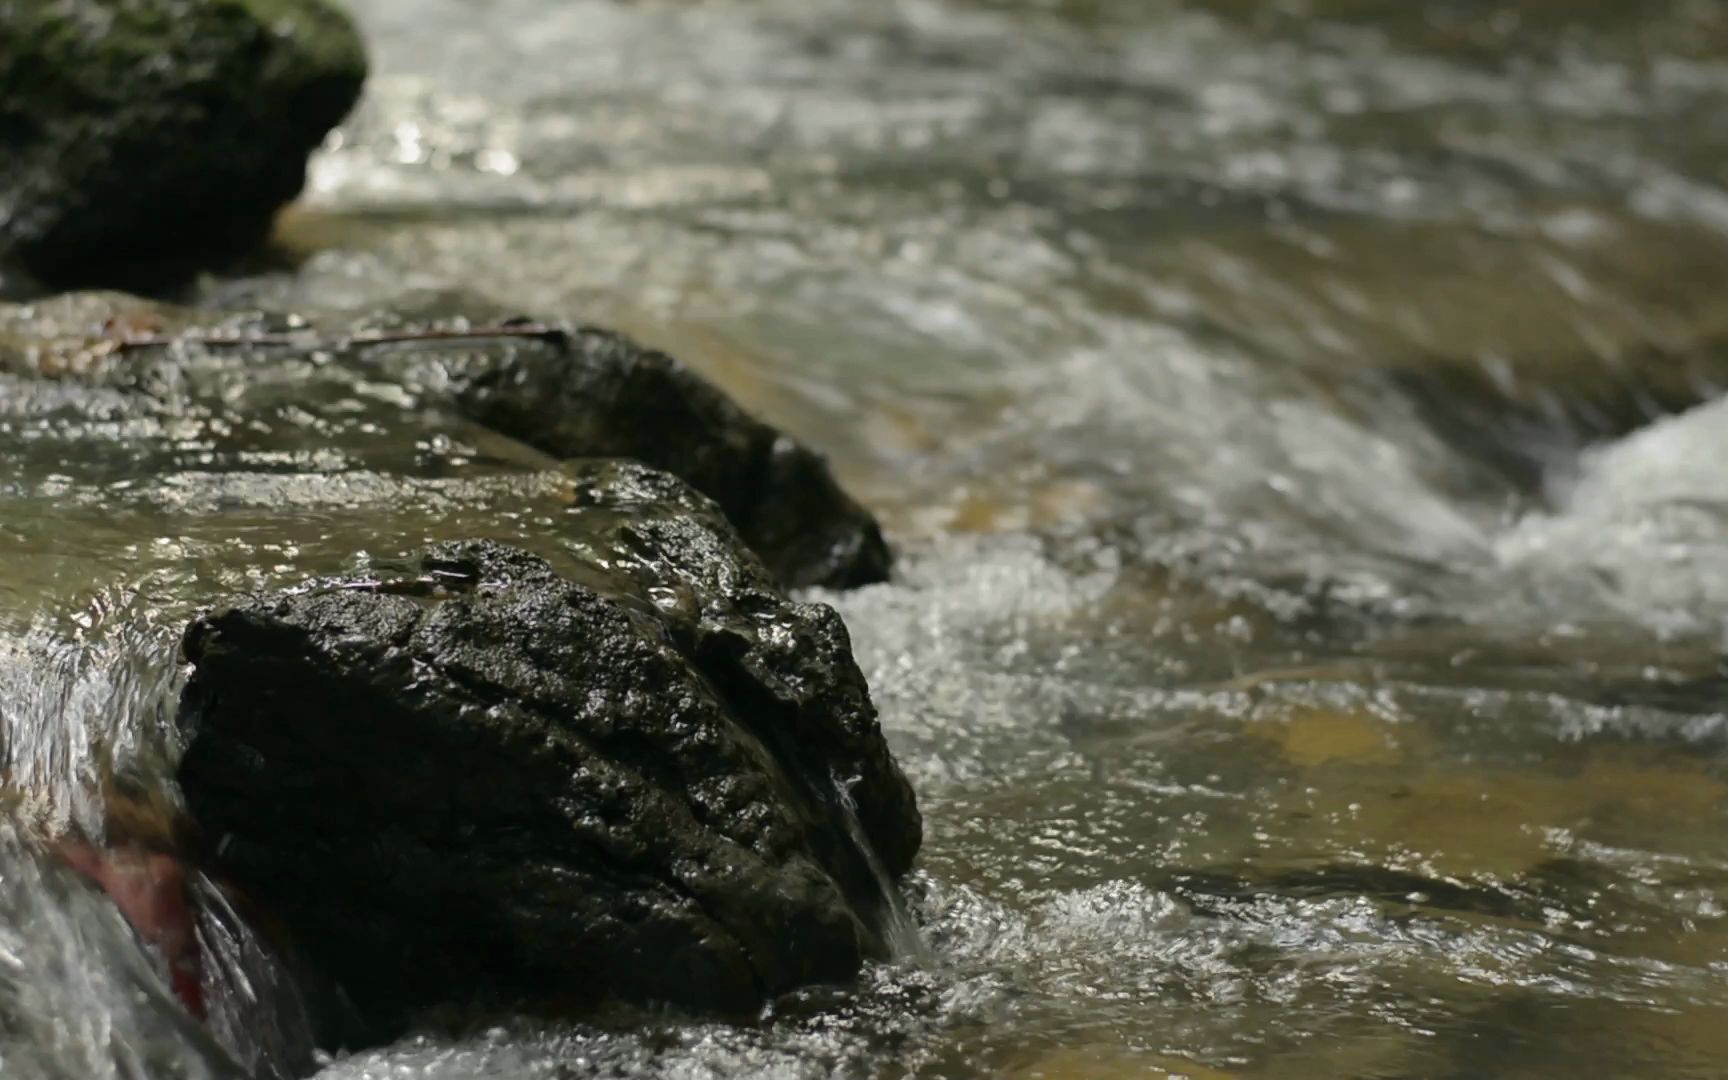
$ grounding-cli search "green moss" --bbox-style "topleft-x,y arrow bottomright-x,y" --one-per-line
232,0 -> 369,87
0,0 -> 368,287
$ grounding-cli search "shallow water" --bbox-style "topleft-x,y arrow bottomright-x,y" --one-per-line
7,0 -> 1728,1076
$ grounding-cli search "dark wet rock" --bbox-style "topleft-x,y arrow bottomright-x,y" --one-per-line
339,290 -> 893,588
0,260 -> 40,302
437,324 -> 894,590
174,478 -> 920,1040
0,291 -> 894,590
0,0 -> 366,289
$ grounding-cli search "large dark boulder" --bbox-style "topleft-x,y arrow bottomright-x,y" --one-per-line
0,0 -> 366,288
174,463 -> 920,1041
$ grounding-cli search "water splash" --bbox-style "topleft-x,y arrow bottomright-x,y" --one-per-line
0,619 -> 184,840
0,826 -> 243,1080
832,773 -> 930,964
195,875 -> 324,1080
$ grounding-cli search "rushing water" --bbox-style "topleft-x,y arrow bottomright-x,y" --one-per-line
7,0 -> 1728,1076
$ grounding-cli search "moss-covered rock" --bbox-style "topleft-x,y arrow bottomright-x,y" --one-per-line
0,0 -> 367,288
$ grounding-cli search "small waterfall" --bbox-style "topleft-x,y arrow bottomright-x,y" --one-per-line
0,618 -> 323,1079
194,874 -> 323,1080
0,618 -> 184,839
831,774 -> 930,964
0,827 -> 243,1080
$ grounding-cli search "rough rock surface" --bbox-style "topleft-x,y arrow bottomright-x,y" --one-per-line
175,468 -> 920,1039
0,0 -> 366,287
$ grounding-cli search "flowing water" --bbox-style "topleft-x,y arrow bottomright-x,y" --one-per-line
7,0 -> 1728,1076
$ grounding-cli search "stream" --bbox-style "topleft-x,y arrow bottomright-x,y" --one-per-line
6,0 -> 1728,1076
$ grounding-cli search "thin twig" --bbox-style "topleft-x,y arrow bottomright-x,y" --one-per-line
110,324 -> 569,353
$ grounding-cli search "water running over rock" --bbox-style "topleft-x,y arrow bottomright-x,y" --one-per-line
6,0 -> 1728,1076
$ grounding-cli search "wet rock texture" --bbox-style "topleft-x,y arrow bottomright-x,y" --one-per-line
175,474 -> 920,1038
0,0 -> 366,287
0,291 -> 893,590
441,324 -> 895,590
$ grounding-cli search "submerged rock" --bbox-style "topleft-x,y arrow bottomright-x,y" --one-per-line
174,467 -> 920,1040
0,0 -> 366,288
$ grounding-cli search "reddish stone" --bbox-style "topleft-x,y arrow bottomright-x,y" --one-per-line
60,842 -> 204,1018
